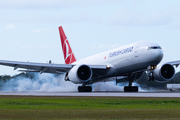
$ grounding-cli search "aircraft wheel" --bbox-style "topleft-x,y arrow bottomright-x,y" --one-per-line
78,86 -> 92,92
124,86 -> 138,92
78,86 -> 83,92
85,86 -> 92,92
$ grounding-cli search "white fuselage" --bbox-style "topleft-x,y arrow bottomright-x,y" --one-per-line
73,41 -> 163,83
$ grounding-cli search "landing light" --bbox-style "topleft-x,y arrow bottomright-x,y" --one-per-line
150,65 -> 157,70
106,66 -> 111,69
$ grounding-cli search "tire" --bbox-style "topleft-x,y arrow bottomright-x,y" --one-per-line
124,86 -> 138,92
78,86 -> 92,92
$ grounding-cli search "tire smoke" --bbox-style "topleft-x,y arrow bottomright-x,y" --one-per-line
93,82 -> 124,91
0,73 -> 148,92
0,73 -> 79,92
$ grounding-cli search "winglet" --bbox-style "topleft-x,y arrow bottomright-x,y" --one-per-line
59,26 -> 76,64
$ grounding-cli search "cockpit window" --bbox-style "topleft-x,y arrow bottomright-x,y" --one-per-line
147,46 -> 161,50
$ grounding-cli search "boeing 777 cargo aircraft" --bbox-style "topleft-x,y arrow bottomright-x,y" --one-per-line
0,26 -> 179,92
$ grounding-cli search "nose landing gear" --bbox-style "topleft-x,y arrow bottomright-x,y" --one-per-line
148,74 -> 155,81
148,65 -> 156,81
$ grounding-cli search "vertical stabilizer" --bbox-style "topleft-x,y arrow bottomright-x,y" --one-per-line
59,26 -> 76,64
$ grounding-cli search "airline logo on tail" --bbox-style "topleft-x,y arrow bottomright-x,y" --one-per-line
59,26 -> 76,64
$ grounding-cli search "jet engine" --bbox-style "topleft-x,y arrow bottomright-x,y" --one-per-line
67,64 -> 93,84
153,63 -> 175,83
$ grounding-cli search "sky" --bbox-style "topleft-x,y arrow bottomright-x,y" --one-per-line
0,0 -> 180,75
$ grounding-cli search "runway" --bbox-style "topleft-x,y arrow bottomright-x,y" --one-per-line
0,91 -> 180,97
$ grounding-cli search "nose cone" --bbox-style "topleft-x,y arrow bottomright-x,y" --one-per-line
150,49 -> 163,65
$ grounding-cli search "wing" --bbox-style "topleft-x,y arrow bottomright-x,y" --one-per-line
0,60 -> 108,74
167,60 -> 180,68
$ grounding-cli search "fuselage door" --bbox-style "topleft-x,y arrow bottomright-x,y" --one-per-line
134,46 -> 139,58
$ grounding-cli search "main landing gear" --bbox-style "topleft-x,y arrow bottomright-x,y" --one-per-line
78,85 -> 92,92
124,74 -> 138,92
148,70 -> 155,81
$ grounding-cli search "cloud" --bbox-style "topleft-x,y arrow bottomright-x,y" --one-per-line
4,24 -> 16,29
0,12 -> 99,24
168,8 -> 180,29
0,0 -> 123,9
32,28 -> 50,33
98,45 -> 107,49
91,44 -> 122,49
108,8 -> 173,26
15,42 -> 58,49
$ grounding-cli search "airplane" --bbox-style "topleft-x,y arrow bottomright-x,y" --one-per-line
0,26 -> 179,92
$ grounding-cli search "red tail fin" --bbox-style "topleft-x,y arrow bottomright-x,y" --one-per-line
59,26 -> 76,64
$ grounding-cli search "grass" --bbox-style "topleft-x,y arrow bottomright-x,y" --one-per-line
0,96 -> 179,119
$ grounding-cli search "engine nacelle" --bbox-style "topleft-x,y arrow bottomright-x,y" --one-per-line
67,64 -> 93,84
153,63 -> 175,83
